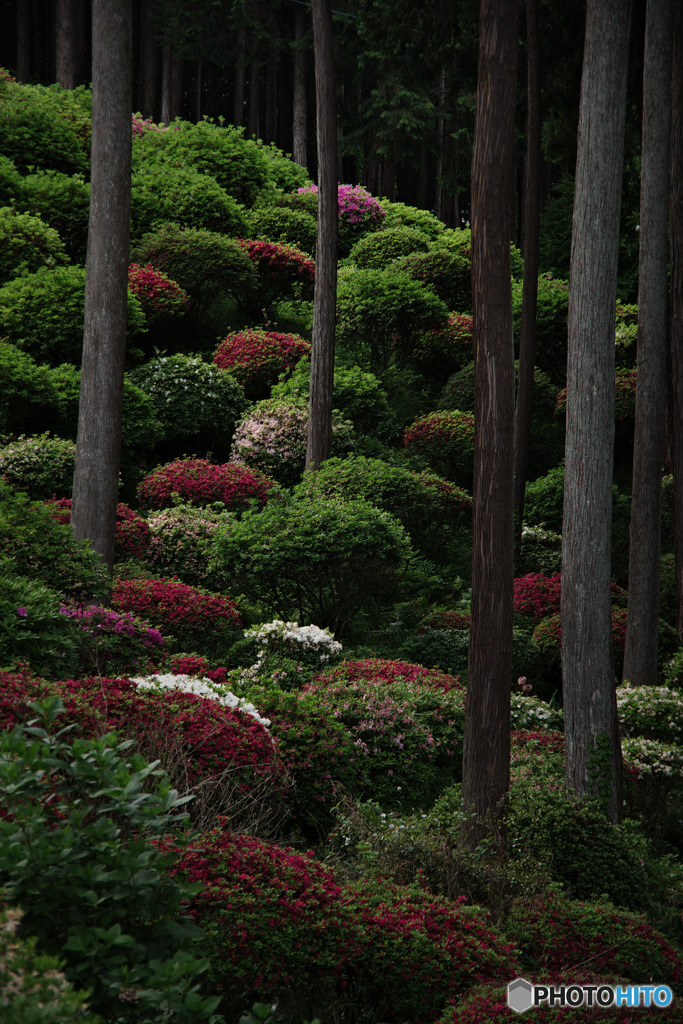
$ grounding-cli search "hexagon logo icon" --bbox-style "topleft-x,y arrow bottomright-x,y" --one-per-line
508,977 -> 534,1014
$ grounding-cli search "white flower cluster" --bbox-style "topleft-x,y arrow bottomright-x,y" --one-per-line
131,673 -> 271,728
245,619 -> 342,659
621,736 -> 683,779
509,692 -> 564,731
616,684 -> 683,744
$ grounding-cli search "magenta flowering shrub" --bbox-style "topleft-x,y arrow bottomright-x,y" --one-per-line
131,113 -> 165,137
59,603 -> 165,675
46,498 -> 150,560
146,502 -> 232,588
127,262 -> 189,322
297,182 -> 386,229
237,238 -> 315,309
403,409 -> 475,485
231,399 -> 355,487
514,572 -> 563,622
112,576 -> 241,656
137,457 -> 274,511
316,657 -> 464,694
418,609 -> 472,633
213,327 -> 311,398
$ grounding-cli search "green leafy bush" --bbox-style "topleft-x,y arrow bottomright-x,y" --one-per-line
247,204 -> 318,256
399,248 -> 473,312
146,503 -> 236,588
253,138 -> 312,193
0,481 -> 108,602
0,153 -> 22,202
0,77 -> 91,175
211,496 -> 411,635
403,409 -> 475,486
399,625 -> 545,688
0,207 -> 68,285
347,225 -> 431,268
380,199 -> 445,239
512,274 -> 569,386
336,266 -> 448,371
14,168 -> 90,263
0,342 -> 62,435
0,265 -> 146,366
0,432 -> 75,499
130,164 -> 249,240
0,702 -> 221,1023
271,360 -> 392,438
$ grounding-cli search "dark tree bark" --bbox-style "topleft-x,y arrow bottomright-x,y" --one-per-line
670,2 -> 683,636
292,3 -> 308,167
248,56 -> 260,137
16,1 -> 32,82
514,0 -> 542,559
138,0 -> 160,118
435,66 -> 446,222
161,45 -> 183,124
623,0 -> 674,684
193,56 -> 202,122
265,12 -> 277,144
55,0 -> 79,88
461,0 -> 518,845
71,0 -> 132,579
233,27 -> 247,127
306,0 -> 338,472
562,0 -> 631,823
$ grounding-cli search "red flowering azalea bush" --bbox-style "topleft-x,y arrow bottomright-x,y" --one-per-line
403,409 -> 475,486
127,262 -> 189,322
112,576 -> 241,657
213,327 -> 311,398
237,237 -> 315,302
0,666 -> 49,731
514,573 -> 563,622
316,657 -> 464,694
46,498 -> 150,560
419,609 -> 472,633
137,457 -> 274,511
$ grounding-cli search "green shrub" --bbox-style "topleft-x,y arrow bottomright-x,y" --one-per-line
129,355 -> 246,458
512,274 -> 569,387
517,524 -> 563,576
0,342 -> 62,435
296,454 -> 472,564
146,502 -> 235,588
399,248 -> 472,312
0,701 -> 221,1023
0,481 -> 108,602
131,117 -> 271,206
130,164 -> 249,240
0,78 -> 91,175
0,432 -> 75,499
0,902 -> 99,1024
271,360 -> 392,439
253,139 -> 312,193
0,153 -> 22,203
0,559 -> 83,679
347,225 -> 431,268
380,199 -> 445,239
0,265 -> 146,366
399,625 -> 545,688
14,168 -> 90,263
211,496 -> 411,635
0,207 -> 68,285
247,204 -> 318,255
403,409 -> 475,486
336,266 -> 448,371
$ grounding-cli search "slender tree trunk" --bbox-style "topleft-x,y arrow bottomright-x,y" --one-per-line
435,66 -> 446,221
562,0 -> 631,823
248,56 -> 260,137
265,13 -> 277,143
71,0 -> 132,579
138,0 -> 159,118
193,56 -> 202,122
55,0 -> 79,88
233,27 -> 247,127
16,1 -> 31,82
669,2 -> 683,636
161,45 -> 182,124
306,0 -> 338,471
623,0 -> 674,684
292,4 -> 308,167
461,0 -> 518,846
514,0 -> 542,559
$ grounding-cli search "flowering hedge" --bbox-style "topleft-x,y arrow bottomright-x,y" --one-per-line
112,576 -> 241,656
237,237 -> 315,291
46,498 -> 150,560
514,573 -> 627,623
146,502 -> 233,588
213,327 -> 311,397
60,603 -> 165,675
137,458 -> 274,511
316,657 -> 464,694
127,262 -> 189,322
403,410 -> 475,485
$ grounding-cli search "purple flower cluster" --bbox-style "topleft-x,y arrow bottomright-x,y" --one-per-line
297,183 -> 386,228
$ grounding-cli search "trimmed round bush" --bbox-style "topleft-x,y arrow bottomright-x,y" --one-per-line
130,164 -> 249,240
403,409 -> 475,486
112,576 -> 242,657
214,328 -> 311,398
336,266 -> 448,371
0,433 -> 75,499
230,399 -> 355,487
411,311 -> 474,376
211,496 -> 411,635
0,207 -> 68,285
14,168 -> 90,263
0,265 -> 146,366
347,225 -> 431,268
399,248 -> 472,311
299,182 -> 387,255
127,263 -> 189,322
297,454 -> 472,564
146,503 -> 234,587
45,498 -> 150,560
381,200 -> 445,240
129,355 -> 246,455
0,341 -> 62,435
271,360 -> 391,438
247,204 -> 318,255
137,458 -> 274,511
237,238 -> 315,312
0,77 -> 91,175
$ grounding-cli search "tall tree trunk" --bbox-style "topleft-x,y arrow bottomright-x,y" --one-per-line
55,0 -> 79,88
233,27 -> 247,127
435,66 -> 447,221
461,0 -> 518,846
16,1 -> 31,82
138,0 -> 159,118
292,4 -> 308,167
513,0 -> 542,559
71,0 -> 132,579
306,0 -> 338,472
562,0 -> 631,823
669,2 -> 683,636
161,45 -> 182,124
265,13 -> 277,143
248,56 -> 260,137
193,56 -> 202,122
623,0 -> 674,684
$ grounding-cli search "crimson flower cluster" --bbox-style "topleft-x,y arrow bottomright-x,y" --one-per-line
45,498 -> 150,560
418,609 -> 471,634
112,576 -> 241,649
213,328 -> 311,392
316,657 -> 464,694
237,238 -> 315,284
137,458 -> 274,511
127,263 -> 189,321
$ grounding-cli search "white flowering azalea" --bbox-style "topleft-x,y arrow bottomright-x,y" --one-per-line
509,692 -> 564,732
621,737 -> 683,779
131,672 -> 271,729
617,683 -> 683,744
